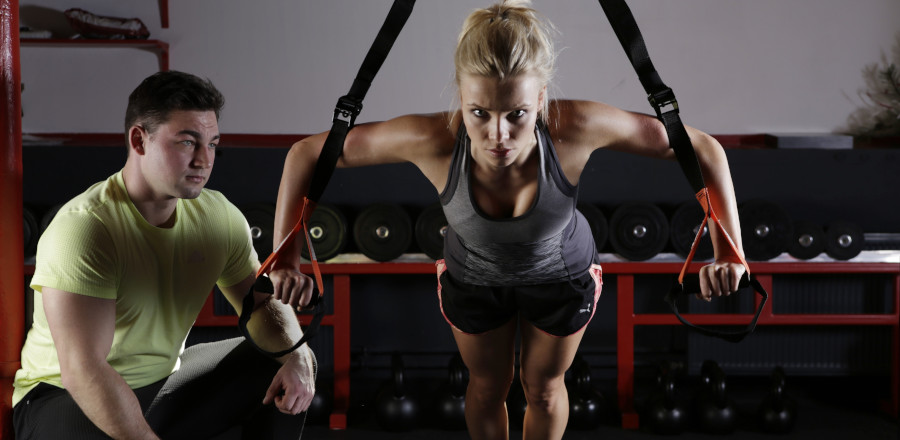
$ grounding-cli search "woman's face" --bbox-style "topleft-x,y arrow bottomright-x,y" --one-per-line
459,72 -> 545,169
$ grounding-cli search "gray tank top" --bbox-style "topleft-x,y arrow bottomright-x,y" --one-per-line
439,122 -> 597,286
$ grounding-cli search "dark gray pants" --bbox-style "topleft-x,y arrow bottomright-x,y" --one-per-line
13,338 -> 314,439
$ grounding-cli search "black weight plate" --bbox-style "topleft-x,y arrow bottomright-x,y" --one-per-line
787,221 -> 825,260
40,203 -> 64,232
353,203 -> 412,262
241,203 -> 276,263
300,204 -> 348,261
608,202 -> 669,261
414,203 -> 448,260
669,201 -> 713,260
577,203 -> 608,253
739,199 -> 792,261
24,207 -> 40,259
824,221 -> 864,260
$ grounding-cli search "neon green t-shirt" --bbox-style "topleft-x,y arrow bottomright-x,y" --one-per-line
13,171 -> 259,406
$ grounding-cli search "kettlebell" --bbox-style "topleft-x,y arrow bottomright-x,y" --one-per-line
644,361 -> 688,435
757,366 -> 797,434
695,360 -> 737,435
433,353 -> 468,430
567,355 -> 608,430
375,353 -> 420,431
306,380 -> 333,425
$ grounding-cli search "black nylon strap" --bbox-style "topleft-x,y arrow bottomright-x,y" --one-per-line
598,0 -> 766,342
308,0 -> 416,202
597,0 -> 705,194
242,0 -> 416,358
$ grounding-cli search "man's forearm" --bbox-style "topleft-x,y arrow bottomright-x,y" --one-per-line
64,361 -> 159,440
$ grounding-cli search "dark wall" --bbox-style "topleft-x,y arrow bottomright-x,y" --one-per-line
22,143 -> 899,383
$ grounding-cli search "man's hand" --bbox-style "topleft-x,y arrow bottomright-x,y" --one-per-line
269,267 -> 316,309
262,347 -> 316,415
696,261 -> 746,301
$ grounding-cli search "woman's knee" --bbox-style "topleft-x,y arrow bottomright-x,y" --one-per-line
519,372 -> 567,413
466,371 -> 515,405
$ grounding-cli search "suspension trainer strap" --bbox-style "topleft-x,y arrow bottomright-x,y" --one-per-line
597,0 -> 766,342
242,0 -> 417,358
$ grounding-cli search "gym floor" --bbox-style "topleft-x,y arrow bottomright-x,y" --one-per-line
300,377 -> 898,440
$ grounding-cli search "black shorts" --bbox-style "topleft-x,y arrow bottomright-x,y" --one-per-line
436,260 -> 603,337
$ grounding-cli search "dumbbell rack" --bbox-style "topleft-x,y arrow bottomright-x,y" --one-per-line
24,251 -> 900,431
611,251 -> 900,429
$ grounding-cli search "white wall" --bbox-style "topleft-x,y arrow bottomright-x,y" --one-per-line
19,0 -> 900,135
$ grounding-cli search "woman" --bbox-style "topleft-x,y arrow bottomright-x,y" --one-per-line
270,1 -> 746,438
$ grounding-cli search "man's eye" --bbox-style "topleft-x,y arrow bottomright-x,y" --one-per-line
181,140 -> 195,147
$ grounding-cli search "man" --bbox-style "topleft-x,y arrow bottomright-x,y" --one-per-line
12,71 -> 316,439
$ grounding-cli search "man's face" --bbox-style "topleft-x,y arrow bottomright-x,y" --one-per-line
138,110 -> 219,200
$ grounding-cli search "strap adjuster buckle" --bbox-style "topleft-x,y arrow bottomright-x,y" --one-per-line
648,88 -> 679,119
333,95 -> 363,126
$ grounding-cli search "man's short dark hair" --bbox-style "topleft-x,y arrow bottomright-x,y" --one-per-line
124,70 -> 225,134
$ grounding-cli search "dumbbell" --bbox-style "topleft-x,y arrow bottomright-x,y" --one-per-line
299,203 -> 349,261
787,220 -> 826,260
669,201 -> 714,260
824,221 -> 864,260
414,203 -> 448,261
241,203 -> 276,263
739,199 -> 792,261
577,203 -> 609,253
608,202 -> 669,261
354,203 -> 413,262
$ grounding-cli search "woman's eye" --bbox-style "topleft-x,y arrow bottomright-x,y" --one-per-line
509,110 -> 527,119
472,109 -> 486,118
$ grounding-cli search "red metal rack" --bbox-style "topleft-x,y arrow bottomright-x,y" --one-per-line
191,253 -> 900,430
613,255 -> 900,429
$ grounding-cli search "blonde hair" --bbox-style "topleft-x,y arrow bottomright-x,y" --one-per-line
454,0 -> 557,121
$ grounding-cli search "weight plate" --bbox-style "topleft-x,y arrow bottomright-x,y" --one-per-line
353,203 -> 412,262
40,203 -> 64,232
300,204 -> 348,261
669,201 -> 713,260
608,202 -> 669,261
414,203 -> 448,260
739,199 -> 792,261
241,203 -> 276,263
787,221 -> 825,260
577,203 -> 608,253
824,221 -> 864,260
24,207 -> 40,259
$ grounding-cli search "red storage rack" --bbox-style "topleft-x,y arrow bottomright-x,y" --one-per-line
192,253 -> 900,430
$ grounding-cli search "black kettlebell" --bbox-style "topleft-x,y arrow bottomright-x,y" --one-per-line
695,360 -> 737,435
757,366 -> 798,434
506,372 -> 528,431
433,353 -> 468,430
644,362 -> 688,435
306,380 -> 333,425
375,353 -> 420,431
567,355 -> 608,430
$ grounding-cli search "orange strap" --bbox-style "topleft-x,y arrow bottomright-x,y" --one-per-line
257,197 -> 325,298
677,188 -> 751,283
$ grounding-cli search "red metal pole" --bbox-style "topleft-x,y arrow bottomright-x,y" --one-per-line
0,0 -> 24,437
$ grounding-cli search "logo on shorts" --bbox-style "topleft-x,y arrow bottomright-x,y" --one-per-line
579,303 -> 592,314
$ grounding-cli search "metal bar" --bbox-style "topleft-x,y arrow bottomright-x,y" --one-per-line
616,275 -> 639,429
0,0 -> 22,437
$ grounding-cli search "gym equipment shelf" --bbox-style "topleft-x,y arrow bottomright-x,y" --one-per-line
20,39 -> 169,71
47,250 -> 884,431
